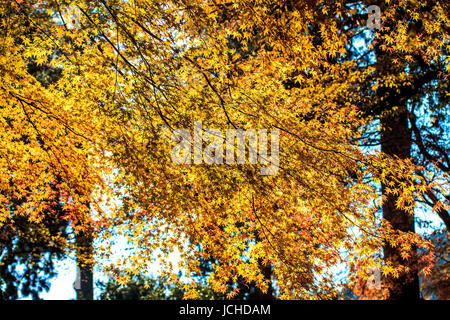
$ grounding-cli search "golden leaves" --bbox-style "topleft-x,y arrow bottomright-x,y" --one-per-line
0,0 -> 445,300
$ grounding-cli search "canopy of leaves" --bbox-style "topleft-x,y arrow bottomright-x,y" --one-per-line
0,0 -> 448,299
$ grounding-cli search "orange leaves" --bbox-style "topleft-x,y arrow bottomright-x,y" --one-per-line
0,1 -> 119,265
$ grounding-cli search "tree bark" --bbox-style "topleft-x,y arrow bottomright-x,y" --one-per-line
380,104 -> 420,300
374,2 -> 419,297
75,230 -> 94,300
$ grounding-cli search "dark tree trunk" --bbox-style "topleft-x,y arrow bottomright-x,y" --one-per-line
75,230 -> 94,300
380,104 -> 420,300
371,0 -> 419,299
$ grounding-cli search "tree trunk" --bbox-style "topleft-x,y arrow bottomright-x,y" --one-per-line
371,0 -> 419,299
380,104 -> 420,300
75,230 -> 94,300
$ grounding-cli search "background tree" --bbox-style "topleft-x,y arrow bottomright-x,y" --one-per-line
351,0 -> 449,299
421,229 -> 449,299
98,274 -> 225,300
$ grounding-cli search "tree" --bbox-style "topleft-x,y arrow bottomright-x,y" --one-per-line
1,0 -> 447,300
98,274 -> 226,300
0,3 -> 69,299
421,229 -> 449,299
0,0 -> 116,299
351,0 -> 449,298
0,189 -> 69,299
73,0 -> 439,299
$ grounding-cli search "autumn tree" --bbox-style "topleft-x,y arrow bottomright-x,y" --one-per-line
347,0 -> 449,299
1,0 -> 447,300
68,0 -> 440,299
0,0 -> 117,299
0,3 -> 70,299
